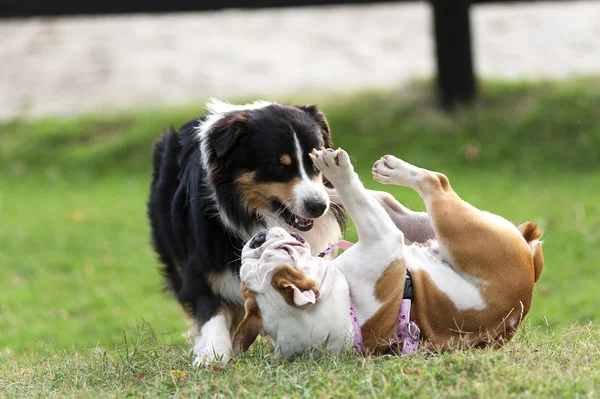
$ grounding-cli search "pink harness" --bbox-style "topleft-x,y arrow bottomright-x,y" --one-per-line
317,241 -> 420,354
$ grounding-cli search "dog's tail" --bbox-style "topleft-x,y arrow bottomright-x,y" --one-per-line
517,222 -> 544,282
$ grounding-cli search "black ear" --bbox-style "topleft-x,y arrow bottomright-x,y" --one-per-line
298,105 -> 332,147
210,111 -> 248,159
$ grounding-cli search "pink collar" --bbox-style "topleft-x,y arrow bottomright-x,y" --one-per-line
317,241 -> 420,354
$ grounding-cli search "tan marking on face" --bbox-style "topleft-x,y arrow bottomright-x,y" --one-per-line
360,259 -> 406,353
271,263 -> 320,307
402,167 -> 543,350
313,171 -> 323,183
280,154 -> 292,166
236,172 -> 299,211
232,282 -> 263,355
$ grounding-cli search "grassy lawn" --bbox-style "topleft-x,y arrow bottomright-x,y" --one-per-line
1,78 -> 600,397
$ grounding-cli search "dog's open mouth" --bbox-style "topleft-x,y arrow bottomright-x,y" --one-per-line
272,201 -> 314,232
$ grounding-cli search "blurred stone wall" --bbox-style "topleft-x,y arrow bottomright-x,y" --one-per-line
0,1 -> 598,120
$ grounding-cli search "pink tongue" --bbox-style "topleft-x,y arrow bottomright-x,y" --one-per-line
296,216 -> 312,224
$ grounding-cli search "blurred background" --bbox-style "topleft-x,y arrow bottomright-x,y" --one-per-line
1,0 -> 599,361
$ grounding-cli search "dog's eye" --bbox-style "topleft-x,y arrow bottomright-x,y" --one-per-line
290,232 -> 306,244
279,155 -> 292,169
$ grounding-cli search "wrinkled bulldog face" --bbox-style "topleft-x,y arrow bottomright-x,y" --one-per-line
240,227 -> 335,307
241,227 -> 313,270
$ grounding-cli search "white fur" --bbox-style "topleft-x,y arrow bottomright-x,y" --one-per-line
313,149 -> 406,325
528,240 -> 542,255
291,133 -> 330,219
404,243 -> 486,311
192,313 -> 232,366
257,268 -> 353,357
240,227 -> 353,357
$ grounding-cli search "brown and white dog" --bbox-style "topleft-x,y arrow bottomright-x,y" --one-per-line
232,148 -> 544,357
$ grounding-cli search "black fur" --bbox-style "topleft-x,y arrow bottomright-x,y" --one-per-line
148,103 -> 346,335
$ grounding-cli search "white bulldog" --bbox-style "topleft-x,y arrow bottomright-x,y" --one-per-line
233,148 -> 544,357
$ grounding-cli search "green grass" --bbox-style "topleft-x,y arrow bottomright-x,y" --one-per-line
1,323 -> 599,398
1,78 -> 600,397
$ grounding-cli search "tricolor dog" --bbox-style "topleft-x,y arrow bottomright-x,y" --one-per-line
233,148 -> 544,357
147,100 -> 346,366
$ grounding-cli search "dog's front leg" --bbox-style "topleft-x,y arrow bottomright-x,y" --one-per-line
313,148 -> 406,326
325,186 -> 435,244
311,148 -> 402,246
190,298 -> 234,367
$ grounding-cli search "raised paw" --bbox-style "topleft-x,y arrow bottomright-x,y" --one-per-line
372,155 -> 421,186
310,147 -> 354,187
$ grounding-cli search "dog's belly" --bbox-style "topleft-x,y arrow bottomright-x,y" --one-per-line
404,242 -> 486,312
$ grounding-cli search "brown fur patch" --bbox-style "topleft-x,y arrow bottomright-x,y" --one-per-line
531,244 -> 544,283
232,283 -> 263,355
518,222 -> 543,242
280,154 -> 292,166
360,259 -> 406,353
404,167 -> 541,350
409,270 -> 527,351
236,172 -> 299,211
271,263 -> 320,307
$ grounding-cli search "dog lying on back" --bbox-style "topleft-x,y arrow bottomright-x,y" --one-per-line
232,148 -> 544,357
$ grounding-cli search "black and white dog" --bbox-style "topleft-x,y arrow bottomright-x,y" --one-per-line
147,100 -> 346,365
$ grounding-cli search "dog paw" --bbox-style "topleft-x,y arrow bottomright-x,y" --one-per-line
310,147 -> 354,186
192,349 -> 232,368
372,155 -> 416,185
191,335 -> 233,368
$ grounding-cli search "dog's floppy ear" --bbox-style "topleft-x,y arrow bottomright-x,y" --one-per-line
298,105 -> 332,147
232,282 -> 263,356
209,111 -> 249,159
271,263 -> 320,308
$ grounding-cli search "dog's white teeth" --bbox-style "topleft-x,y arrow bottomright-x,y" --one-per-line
294,216 -> 312,227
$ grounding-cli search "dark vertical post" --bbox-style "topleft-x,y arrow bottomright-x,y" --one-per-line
431,0 -> 476,108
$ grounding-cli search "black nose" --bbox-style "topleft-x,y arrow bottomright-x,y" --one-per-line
249,231 -> 268,249
303,198 -> 327,218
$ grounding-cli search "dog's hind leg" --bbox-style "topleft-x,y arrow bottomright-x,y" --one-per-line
368,189 -> 435,244
326,186 -> 435,244
372,155 -> 528,278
